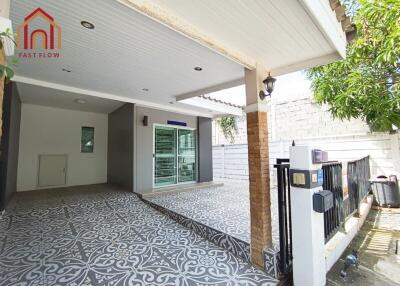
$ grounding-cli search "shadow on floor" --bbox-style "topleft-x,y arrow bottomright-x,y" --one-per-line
327,208 -> 400,286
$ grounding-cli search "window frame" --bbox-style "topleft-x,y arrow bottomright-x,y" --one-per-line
81,126 -> 95,153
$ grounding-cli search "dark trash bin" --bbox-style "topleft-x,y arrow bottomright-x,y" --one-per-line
369,175 -> 400,208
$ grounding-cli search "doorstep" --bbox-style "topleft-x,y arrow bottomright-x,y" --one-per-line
140,181 -> 224,198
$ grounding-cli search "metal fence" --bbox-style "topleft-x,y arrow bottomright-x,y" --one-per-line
274,159 -> 292,276
322,162 -> 343,241
347,156 -> 371,215
274,156 -> 371,275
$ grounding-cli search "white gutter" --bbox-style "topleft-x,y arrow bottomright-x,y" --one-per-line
298,0 -> 347,59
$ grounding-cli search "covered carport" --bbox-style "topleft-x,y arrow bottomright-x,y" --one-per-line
0,0 -> 352,284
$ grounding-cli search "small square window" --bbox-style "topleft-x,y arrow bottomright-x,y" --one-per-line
81,127 -> 94,153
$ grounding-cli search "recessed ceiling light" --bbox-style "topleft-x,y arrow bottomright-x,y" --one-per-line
81,21 -> 95,30
62,68 -> 71,73
194,67 -> 203,71
142,88 -> 149,92
74,99 -> 87,104
169,102 -> 174,104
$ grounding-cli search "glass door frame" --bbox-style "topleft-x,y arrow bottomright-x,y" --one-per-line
152,124 -> 198,189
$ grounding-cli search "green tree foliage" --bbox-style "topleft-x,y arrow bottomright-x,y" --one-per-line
217,116 -> 237,144
307,0 -> 400,132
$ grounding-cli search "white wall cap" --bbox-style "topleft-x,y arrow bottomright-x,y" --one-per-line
289,145 -> 322,170
244,102 -> 270,113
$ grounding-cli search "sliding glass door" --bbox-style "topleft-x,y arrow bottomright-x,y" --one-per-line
154,127 -> 177,187
154,125 -> 196,188
178,129 -> 196,183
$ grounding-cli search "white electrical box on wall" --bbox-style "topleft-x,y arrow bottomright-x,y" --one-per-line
0,16 -> 14,56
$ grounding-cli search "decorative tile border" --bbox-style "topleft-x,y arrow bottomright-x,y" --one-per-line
264,247 -> 281,279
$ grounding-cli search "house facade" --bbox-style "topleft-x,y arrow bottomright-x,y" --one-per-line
0,0 -> 352,275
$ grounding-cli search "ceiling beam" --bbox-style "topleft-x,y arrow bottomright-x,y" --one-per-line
116,0 -> 256,69
175,78 -> 244,102
13,76 -> 213,118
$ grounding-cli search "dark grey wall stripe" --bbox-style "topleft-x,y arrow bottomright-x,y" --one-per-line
107,103 -> 134,190
0,82 -> 21,211
198,117 -> 213,183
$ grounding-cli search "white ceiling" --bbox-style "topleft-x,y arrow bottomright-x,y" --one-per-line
17,83 -> 124,114
10,0 -> 244,116
122,0 -> 347,75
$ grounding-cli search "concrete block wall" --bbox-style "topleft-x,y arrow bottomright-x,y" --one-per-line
212,95 -> 370,145
213,133 -> 400,187
272,96 -> 370,140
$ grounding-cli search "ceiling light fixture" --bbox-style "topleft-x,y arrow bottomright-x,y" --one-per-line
194,67 -> 203,71
142,88 -> 149,92
81,21 -> 95,30
62,68 -> 71,73
74,99 -> 87,104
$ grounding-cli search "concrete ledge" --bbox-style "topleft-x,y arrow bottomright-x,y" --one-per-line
325,195 -> 373,272
142,198 -> 251,262
141,181 -> 224,198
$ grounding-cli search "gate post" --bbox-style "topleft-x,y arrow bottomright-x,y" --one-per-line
290,146 -> 326,286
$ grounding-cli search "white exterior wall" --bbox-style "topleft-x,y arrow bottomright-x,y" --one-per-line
17,104 -> 108,192
213,95 -> 400,183
214,134 -> 400,186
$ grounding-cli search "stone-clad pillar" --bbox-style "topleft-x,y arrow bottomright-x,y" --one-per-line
245,66 -> 272,267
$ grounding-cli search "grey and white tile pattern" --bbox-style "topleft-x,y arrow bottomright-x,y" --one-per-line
146,180 -> 282,245
144,180 -> 282,278
0,184 -> 278,285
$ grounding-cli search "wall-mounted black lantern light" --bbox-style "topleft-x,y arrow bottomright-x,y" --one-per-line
259,72 -> 277,100
143,116 -> 148,126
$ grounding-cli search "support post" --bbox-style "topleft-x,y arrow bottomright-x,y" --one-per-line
244,66 -> 272,267
0,49 -> 4,139
290,146 -> 326,286
0,0 -> 10,140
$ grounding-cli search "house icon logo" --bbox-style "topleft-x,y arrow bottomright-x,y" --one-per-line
17,8 -> 61,59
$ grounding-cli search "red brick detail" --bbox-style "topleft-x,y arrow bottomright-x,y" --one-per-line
246,111 -> 272,267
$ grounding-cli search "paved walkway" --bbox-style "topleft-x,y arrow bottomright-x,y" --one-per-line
0,184 -> 278,286
146,180 -> 280,247
327,208 -> 400,286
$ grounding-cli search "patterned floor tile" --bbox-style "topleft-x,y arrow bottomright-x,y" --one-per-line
146,180 -> 280,246
0,184 -> 278,286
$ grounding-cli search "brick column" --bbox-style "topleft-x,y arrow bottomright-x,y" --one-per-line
245,67 -> 272,267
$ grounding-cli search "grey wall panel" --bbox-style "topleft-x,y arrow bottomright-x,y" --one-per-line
0,82 -> 21,211
107,103 -> 134,190
198,117 -> 213,182
135,107 -> 197,194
